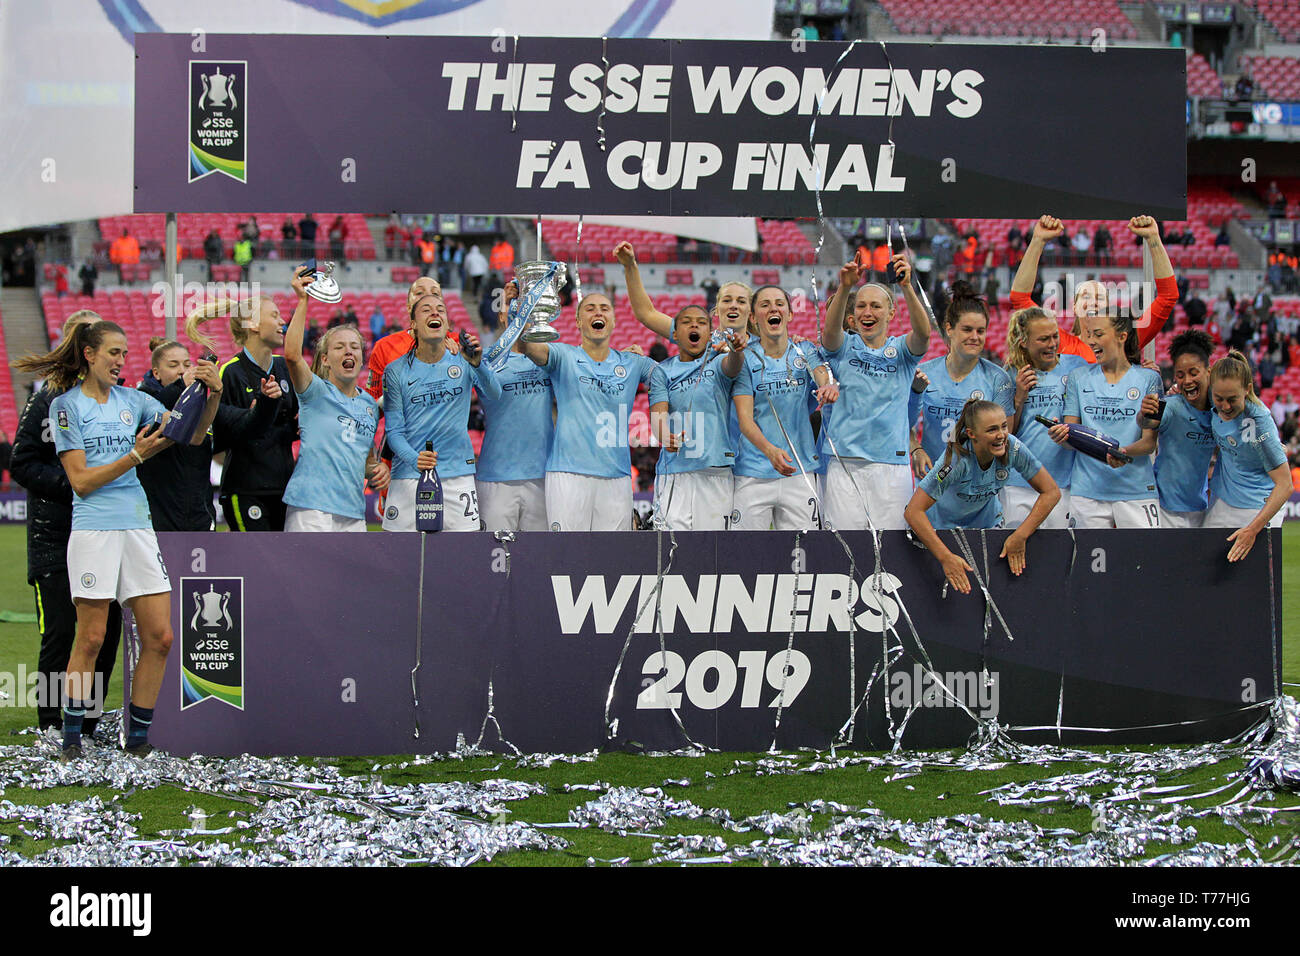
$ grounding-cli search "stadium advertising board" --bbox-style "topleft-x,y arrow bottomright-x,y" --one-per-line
135,36 -> 1187,219
147,529 -> 1279,756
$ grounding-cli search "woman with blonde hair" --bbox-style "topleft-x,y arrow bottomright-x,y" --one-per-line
1205,350 -> 1291,560
188,294 -> 298,531
1000,306 -> 1087,527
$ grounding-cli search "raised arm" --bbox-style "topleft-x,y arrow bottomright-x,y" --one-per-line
614,241 -> 672,340
284,268 -> 315,394
1010,215 -> 1064,308
894,253 -> 930,357
822,259 -> 862,354
1127,215 -> 1179,348
521,340 -> 550,367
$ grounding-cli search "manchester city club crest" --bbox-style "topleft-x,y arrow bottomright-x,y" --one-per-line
448,365 -> 462,379
970,390 -> 984,401
189,61 -> 247,183
1127,387 -> 1141,401
614,365 -> 628,378
996,468 -> 1009,481
120,409 -> 133,424
792,355 -> 808,370
883,346 -> 898,358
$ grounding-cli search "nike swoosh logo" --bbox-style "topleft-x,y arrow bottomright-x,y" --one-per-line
245,386 -> 254,392
82,416 -> 96,425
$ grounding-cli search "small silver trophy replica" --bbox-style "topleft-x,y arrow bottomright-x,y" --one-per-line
298,258 -> 342,304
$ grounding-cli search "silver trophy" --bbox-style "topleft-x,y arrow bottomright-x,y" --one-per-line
299,258 -> 342,304
515,259 -> 567,343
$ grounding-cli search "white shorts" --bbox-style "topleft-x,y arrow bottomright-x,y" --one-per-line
1159,507 -> 1206,529
477,478 -> 548,532
823,459 -> 912,531
67,529 -> 172,604
285,505 -> 367,533
1070,496 -> 1161,529
1000,484 -> 1072,530
1204,499 -> 1284,530
732,474 -> 819,531
654,467 -> 734,530
382,476 -> 480,531
546,472 -> 632,531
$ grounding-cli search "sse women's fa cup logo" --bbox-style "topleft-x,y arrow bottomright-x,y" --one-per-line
180,579 -> 244,711
189,61 -> 247,182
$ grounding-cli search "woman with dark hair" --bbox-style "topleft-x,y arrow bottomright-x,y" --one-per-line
905,398 -> 1059,593
1146,329 -> 1217,528
19,319 -> 220,760
1051,311 -> 1163,528
1204,350 -> 1291,560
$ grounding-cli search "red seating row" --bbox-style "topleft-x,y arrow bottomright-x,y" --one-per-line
1239,55 -> 1300,102
880,0 -> 1136,39
98,213 -> 376,261
540,220 -> 812,266
1254,0 -> 1300,43
0,307 -> 19,440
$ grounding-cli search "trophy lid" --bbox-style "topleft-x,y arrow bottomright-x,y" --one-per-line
304,260 -> 342,304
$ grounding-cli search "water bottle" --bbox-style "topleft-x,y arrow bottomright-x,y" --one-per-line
415,440 -> 443,532
160,351 -> 218,445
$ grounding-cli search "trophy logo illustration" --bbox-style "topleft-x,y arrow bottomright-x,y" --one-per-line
189,60 -> 247,183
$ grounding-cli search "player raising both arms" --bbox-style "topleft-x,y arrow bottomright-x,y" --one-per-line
1001,306 -> 1087,527
476,280 -> 555,532
1010,215 -> 1177,361
1051,310 -> 1163,528
732,285 -> 839,530
1145,330 -> 1216,528
1204,350 -> 1291,561
382,293 -> 499,531
521,292 -> 656,531
819,252 -> 929,530
29,321 -> 220,760
906,399 -> 1060,593
282,267 -> 389,532
648,304 -> 745,529
912,282 -> 1015,487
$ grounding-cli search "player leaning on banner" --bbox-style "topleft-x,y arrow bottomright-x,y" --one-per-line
475,280 -> 555,532
1049,308 -> 1163,528
522,292 -> 655,531
21,319 -> 220,761
1001,307 -> 1088,528
1144,330 -> 1216,528
1011,214 -> 1177,359
11,310 -> 123,736
382,292 -> 498,531
282,266 -> 389,532
732,285 -> 839,530
905,398 -> 1060,594
819,251 -> 929,530
1203,350 -> 1291,561
189,295 -> 299,531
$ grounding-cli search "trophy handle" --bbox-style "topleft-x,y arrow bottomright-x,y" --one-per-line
190,592 -> 202,631
221,592 -> 232,630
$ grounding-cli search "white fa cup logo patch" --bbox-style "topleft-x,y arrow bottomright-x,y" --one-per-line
448,365 -> 462,379
614,365 -> 628,378
248,505 -> 263,520
81,572 -> 96,589
120,410 -> 133,425
1126,387 -> 1141,401
883,346 -> 898,358
57,409 -> 69,429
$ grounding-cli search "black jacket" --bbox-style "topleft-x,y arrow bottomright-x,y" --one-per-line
11,385 -> 73,582
217,351 -> 299,499
137,371 -> 278,531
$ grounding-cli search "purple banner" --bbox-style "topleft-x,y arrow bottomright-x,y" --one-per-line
147,529 -> 1281,756
134,35 -> 1186,219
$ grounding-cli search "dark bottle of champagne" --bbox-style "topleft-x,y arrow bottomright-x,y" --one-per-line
415,440 -> 443,532
1034,415 -> 1133,464
160,351 -> 218,445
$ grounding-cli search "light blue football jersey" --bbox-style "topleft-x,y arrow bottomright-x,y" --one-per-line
823,333 -> 924,465
915,356 -> 1016,465
733,341 -> 825,479
918,434 -> 1043,529
1063,363 -> 1162,501
1210,401 -> 1288,510
544,344 -> 656,478
1154,392 -> 1215,512
648,352 -> 737,474
283,374 -> 380,520
1006,354 -> 1087,490
476,352 -> 555,482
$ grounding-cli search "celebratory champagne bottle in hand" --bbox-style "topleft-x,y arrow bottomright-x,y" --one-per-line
1035,415 -> 1133,464
416,440 -> 444,532
160,351 -> 219,445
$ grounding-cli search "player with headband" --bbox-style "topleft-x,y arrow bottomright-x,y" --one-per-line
282,267 -> 389,531
820,252 -> 929,530
1204,350 -> 1291,560
521,292 -> 656,531
382,293 -> 498,531
732,285 -> 839,530
475,280 -> 556,532
1050,310 -> 1163,528
1010,214 -> 1177,361
647,303 -> 745,529
30,320 -> 220,760
1001,306 -> 1087,527
906,398 -> 1060,594
911,281 -> 1016,494
1144,329 -> 1217,528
